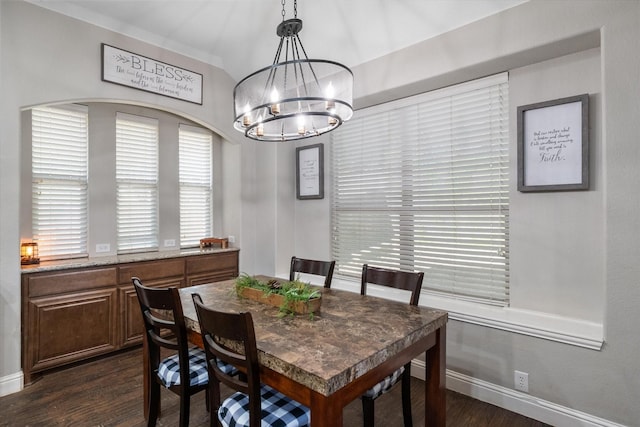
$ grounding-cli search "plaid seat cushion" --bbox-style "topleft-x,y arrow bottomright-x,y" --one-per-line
157,347 -> 209,387
218,384 -> 310,427
217,359 -> 239,376
362,366 -> 405,399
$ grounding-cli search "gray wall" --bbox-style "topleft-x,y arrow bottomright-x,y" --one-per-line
2,0 -> 640,425
0,0 -> 246,394
287,1 -> 639,425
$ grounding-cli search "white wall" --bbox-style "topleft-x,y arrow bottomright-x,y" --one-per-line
286,1 -> 640,425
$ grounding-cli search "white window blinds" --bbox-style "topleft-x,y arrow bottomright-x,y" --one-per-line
116,112 -> 159,253
179,124 -> 213,247
32,104 -> 89,260
331,73 -> 510,306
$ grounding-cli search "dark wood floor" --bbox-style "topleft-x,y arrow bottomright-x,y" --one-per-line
0,347 -> 550,426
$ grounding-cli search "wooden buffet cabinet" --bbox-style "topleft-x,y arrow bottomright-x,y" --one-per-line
21,249 -> 239,384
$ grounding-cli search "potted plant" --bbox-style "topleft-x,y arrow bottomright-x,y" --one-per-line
235,273 -> 322,318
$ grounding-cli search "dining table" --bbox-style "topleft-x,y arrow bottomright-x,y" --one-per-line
146,275 -> 448,427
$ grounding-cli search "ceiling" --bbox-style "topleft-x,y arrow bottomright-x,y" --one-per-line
27,0 -> 528,82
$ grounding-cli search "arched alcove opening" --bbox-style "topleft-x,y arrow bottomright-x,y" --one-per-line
20,99 -> 230,260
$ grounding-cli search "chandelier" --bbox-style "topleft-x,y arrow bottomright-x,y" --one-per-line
232,0 -> 353,141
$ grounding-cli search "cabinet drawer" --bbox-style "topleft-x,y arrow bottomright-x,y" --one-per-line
186,251 -> 238,275
28,267 -> 117,298
118,258 -> 185,284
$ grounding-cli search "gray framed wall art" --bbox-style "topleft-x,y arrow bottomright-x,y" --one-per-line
517,94 -> 589,192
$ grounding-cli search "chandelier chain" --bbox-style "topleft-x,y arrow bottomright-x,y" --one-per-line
280,0 -> 298,21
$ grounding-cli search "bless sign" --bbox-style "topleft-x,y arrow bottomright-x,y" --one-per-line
101,43 -> 203,105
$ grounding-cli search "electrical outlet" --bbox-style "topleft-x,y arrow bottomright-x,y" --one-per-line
228,235 -> 236,244
96,243 -> 110,253
164,239 -> 176,247
514,370 -> 529,392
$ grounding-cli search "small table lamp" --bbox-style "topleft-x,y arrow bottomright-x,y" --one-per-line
21,242 -> 40,265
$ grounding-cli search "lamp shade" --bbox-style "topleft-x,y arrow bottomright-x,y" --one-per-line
21,242 -> 40,265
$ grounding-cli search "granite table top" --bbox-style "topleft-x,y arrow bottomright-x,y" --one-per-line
179,276 -> 448,397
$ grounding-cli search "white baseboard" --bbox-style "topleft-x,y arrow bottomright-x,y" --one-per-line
411,360 -> 625,427
0,370 -> 23,397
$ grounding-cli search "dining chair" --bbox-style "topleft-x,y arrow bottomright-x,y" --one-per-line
191,292 -> 311,427
133,277 -> 210,427
289,256 -> 336,288
359,264 -> 424,427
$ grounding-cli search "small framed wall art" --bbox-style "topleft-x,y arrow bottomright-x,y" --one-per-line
517,94 -> 589,192
296,143 -> 324,200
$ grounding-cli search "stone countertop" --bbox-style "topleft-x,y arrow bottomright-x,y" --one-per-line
180,276 -> 448,397
20,247 -> 240,274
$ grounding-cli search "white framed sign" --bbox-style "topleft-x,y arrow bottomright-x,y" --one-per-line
517,94 -> 589,192
101,44 -> 203,104
296,143 -> 324,200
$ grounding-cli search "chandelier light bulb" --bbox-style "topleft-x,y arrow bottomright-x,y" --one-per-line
242,103 -> 251,127
254,113 -> 265,136
270,88 -> 280,115
325,82 -> 335,111
297,115 -> 306,135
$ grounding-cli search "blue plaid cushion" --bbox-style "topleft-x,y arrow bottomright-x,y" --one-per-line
157,347 -> 209,387
362,366 -> 405,399
218,384 -> 310,427
217,359 -> 239,377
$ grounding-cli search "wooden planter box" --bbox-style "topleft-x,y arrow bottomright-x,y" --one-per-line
238,286 -> 322,314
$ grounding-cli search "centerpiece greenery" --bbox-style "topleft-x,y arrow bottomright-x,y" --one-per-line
235,273 -> 321,318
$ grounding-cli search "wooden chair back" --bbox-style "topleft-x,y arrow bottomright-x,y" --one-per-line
133,277 -> 190,374
360,264 -> 424,306
289,256 -> 336,288
192,293 -> 262,427
133,277 -> 208,426
359,265 -> 424,427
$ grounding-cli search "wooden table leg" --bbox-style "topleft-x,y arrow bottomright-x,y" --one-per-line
309,391 -> 342,427
425,325 -> 446,426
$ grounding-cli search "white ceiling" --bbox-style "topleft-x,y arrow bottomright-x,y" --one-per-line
27,0 -> 528,82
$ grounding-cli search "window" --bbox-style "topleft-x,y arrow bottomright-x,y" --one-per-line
32,104 -> 88,260
331,73 -> 509,306
116,112 -> 159,253
179,124 -> 213,247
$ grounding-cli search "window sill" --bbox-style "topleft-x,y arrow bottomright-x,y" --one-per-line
329,277 -> 604,350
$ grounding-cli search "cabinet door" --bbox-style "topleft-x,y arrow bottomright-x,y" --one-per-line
118,258 -> 185,285
185,251 -> 239,286
26,288 -> 118,374
120,277 -> 184,347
